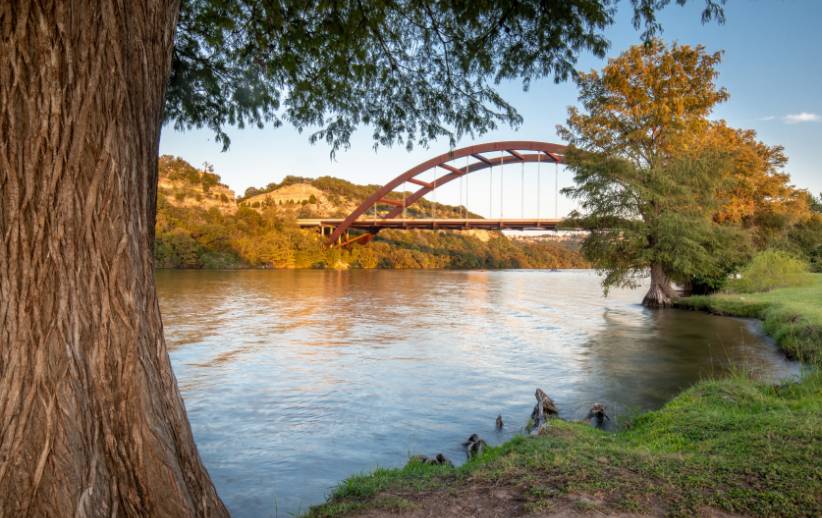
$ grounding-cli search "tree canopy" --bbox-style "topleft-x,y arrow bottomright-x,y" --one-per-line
560,40 -> 811,305
166,0 -> 726,151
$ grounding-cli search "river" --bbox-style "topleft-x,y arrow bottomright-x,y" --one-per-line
156,269 -> 798,517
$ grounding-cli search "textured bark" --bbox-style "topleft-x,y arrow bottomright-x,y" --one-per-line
1,2 -> 227,516
642,263 -> 676,308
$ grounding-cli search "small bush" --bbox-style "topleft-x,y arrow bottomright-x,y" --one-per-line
724,250 -> 809,293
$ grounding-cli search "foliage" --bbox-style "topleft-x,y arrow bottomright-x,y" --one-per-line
166,0 -> 725,151
723,250 -> 810,294
559,41 -> 812,300
564,148 -> 751,295
698,124 -> 803,226
784,192 -> 822,272
372,230 -> 586,269
559,40 -> 728,163
155,199 -> 587,270
559,40 -> 746,305
559,41 -> 737,302
687,123 -> 814,252
159,155 -> 226,192
239,174 -> 482,219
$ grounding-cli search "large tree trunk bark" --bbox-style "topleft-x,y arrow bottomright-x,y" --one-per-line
642,263 -> 676,308
1,2 -> 228,516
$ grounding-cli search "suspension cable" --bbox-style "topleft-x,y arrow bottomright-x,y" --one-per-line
555,161 -> 559,219
432,168 -> 437,220
499,153 -> 504,219
459,167 -> 463,219
489,161 -> 493,218
463,155 -> 469,218
537,152 -> 542,223
521,159 -> 525,219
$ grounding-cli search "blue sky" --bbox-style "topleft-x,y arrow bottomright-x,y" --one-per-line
160,0 -> 821,218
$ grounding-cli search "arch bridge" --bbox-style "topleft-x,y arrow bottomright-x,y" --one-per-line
297,141 -> 568,246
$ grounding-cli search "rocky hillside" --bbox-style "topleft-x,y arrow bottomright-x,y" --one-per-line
237,175 -> 480,219
157,156 -> 478,220
157,156 -> 480,220
158,155 -> 237,213
239,181 -> 357,217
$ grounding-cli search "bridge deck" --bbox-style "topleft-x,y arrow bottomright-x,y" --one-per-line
298,218 -> 564,231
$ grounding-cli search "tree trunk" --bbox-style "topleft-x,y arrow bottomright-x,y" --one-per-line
642,263 -> 676,308
1,2 -> 228,516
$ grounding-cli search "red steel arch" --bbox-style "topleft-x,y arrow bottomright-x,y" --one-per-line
327,140 -> 566,244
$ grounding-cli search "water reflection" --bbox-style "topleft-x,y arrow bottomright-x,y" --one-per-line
157,269 -> 798,517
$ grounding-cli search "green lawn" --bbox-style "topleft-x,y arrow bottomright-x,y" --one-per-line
306,276 -> 822,518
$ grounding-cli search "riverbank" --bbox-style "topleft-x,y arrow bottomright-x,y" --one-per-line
675,274 -> 822,363
306,277 -> 822,517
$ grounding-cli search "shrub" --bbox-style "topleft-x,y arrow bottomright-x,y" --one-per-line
724,250 -> 809,293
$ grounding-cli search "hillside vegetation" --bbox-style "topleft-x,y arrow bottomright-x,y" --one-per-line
239,174 -> 482,219
154,156 -> 587,270
158,156 -> 237,212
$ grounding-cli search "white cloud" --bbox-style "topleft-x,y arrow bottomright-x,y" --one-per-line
760,115 -> 776,121
783,112 -> 820,124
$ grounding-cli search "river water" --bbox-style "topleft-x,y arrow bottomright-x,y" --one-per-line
156,270 -> 798,517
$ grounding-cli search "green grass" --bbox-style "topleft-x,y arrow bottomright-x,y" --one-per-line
306,275 -> 822,517
676,274 -> 822,363
307,373 -> 822,517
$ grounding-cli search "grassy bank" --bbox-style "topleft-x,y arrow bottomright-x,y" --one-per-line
675,274 -> 822,363
306,278 -> 822,517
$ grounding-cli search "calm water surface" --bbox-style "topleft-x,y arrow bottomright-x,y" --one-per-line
156,270 -> 798,517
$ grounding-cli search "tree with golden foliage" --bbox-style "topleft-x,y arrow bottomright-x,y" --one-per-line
561,41 -> 815,304
560,41 -> 748,307
692,122 -> 812,242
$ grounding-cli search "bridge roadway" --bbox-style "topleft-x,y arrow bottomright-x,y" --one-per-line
298,218 -> 564,231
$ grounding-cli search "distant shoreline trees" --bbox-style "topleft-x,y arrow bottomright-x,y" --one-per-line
155,157 -> 588,270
